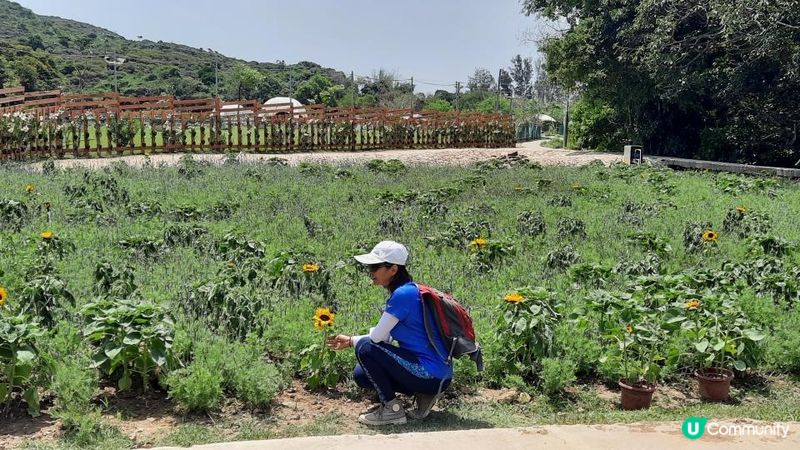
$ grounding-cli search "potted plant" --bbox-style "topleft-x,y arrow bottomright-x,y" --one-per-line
618,320 -> 665,410
681,296 -> 766,402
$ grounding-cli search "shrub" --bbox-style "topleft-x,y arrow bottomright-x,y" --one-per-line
539,357 -> 577,395
165,364 -> 223,413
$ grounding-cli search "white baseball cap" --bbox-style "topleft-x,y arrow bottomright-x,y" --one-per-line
354,240 -> 409,266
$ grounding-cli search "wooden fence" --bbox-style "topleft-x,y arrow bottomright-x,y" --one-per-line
0,88 -> 515,160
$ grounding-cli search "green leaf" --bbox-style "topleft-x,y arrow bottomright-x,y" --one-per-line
15,349 -> 36,364
123,332 -> 142,345
742,329 -> 766,341
733,360 -> 746,371
105,346 -> 122,360
118,370 -> 132,391
712,339 -> 725,351
0,383 -> 9,401
149,340 -> 167,367
91,352 -> 108,369
23,387 -> 40,417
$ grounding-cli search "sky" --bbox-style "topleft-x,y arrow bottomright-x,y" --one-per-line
14,0 -> 548,93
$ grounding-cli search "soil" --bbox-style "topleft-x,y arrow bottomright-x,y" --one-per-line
22,140 -> 621,171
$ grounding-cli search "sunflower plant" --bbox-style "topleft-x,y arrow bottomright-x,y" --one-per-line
494,287 -> 561,380
468,237 -> 514,273
0,311 -> 44,417
299,307 -> 340,389
601,316 -> 667,387
675,293 -> 766,372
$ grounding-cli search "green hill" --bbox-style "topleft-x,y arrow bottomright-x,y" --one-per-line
0,0 -> 349,101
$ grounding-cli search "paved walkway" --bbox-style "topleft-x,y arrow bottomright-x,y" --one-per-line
149,421 -> 798,450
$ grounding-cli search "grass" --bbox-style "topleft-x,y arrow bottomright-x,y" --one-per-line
3,157 -> 800,448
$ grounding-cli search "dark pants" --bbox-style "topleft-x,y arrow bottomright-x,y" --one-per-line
353,338 -> 451,403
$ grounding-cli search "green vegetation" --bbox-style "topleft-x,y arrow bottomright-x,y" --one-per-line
522,0 -> 800,166
1,158 -> 799,446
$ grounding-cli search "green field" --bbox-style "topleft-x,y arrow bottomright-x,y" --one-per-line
1,156 -> 799,448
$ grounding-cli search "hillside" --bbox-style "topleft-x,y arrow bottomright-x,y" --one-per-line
0,0 -> 349,100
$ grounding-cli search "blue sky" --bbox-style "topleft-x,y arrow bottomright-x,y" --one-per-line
15,0 -> 545,93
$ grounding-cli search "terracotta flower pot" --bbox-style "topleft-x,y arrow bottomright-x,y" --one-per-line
695,367 -> 734,402
618,379 -> 656,410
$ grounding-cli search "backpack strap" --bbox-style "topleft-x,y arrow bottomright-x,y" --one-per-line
417,283 -> 453,366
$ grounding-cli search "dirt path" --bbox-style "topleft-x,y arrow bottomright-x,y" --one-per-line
148,421 -> 799,450
23,140 -> 620,171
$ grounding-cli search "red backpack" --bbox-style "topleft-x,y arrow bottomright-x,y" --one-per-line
416,283 -> 484,372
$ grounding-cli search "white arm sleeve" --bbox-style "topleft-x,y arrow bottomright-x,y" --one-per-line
351,312 -> 400,347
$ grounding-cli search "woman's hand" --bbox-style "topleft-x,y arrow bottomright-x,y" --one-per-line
325,334 -> 352,351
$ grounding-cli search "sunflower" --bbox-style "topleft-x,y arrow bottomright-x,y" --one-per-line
303,263 -> 320,273
470,237 -> 487,249
702,229 -> 718,242
625,324 -> 633,334
313,307 -> 335,330
41,230 -> 54,240
0,287 -> 7,306
735,206 -> 747,213
685,299 -> 701,310
25,184 -> 35,193
504,292 -> 525,303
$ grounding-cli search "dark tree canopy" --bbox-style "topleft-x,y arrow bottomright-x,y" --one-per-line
522,0 -> 800,166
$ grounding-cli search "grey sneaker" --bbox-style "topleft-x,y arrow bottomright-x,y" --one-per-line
358,399 -> 407,426
407,392 -> 443,419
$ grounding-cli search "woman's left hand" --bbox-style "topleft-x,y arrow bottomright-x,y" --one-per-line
325,334 -> 352,350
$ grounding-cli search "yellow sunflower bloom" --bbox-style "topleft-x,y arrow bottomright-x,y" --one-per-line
702,229 -> 718,242
685,299 -> 701,310
0,287 -> 7,306
625,324 -> 633,334
470,237 -> 487,248
303,263 -> 320,273
25,184 -> 35,193
735,206 -> 747,213
41,230 -> 54,240
504,293 -> 525,303
313,307 -> 335,330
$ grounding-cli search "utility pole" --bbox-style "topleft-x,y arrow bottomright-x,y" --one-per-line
410,76 -> 414,111
563,89 -> 570,148
113,47 -> 118,94
495,69 -> 501,113
288,72 -> 293,99
214,50 -> 219,98
455,81 -> 461,112
351,71 -> 356,109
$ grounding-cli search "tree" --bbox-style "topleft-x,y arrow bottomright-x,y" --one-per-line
197,64 -> 216,87
225,63 -> 265,100
498,69 -> 513,96
521,0 -> 800,165
433,89 -> 455,103
0,57 -> 8,88
424,98 -> 453,112
294,73 -> 334,104
467,68 -> 496,92
319,84 -> 345,106
22,34 -> 45,51
360,69 -> 396,96
510,55 -> 533,98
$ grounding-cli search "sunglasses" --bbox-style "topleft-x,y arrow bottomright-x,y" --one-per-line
366,263 -> 393,272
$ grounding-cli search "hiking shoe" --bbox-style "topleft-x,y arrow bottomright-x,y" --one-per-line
358,399 -> 407,426
407,392 -> 443,419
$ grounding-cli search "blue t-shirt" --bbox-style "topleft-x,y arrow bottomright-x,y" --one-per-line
385,282 -> 453,380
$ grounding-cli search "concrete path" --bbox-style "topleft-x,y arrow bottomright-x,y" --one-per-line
148,421 -> 798,450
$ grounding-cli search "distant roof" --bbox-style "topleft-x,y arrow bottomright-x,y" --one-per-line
536,113 -> 558,122
264,97 -> 303,107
